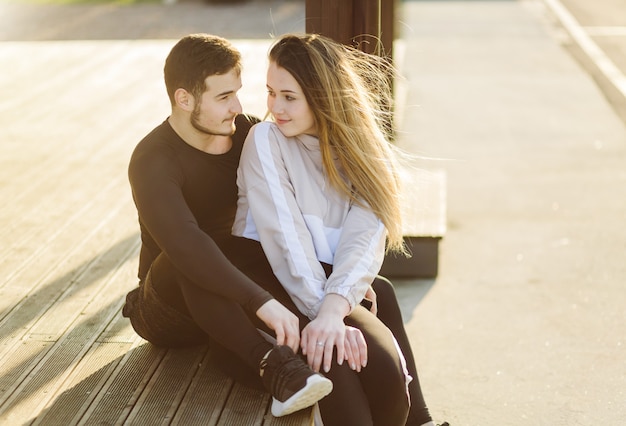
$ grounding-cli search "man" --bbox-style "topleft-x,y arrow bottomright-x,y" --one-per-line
121,34 -> 332,417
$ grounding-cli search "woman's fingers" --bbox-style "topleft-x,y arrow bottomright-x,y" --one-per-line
346,331 -> 359,371
345,326 -> 367,371
303,333 -> 339,372
310,336 -> 325,372
344,333 -> 358,371
322,341 -> 334,373
301,315 -> 347,373
302,328 -> 324,371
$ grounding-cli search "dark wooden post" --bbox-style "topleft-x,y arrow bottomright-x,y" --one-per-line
305,0 -> 398,138
305,0 -> 396,60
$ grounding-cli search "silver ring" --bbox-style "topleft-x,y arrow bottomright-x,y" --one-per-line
316,341 -> 324,347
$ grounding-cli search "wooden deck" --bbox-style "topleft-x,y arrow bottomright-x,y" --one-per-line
0,38 -> 444,425
0,39 -> 312,425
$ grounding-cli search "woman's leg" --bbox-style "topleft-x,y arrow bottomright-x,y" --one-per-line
317,362 -> 374,426
256,285 -> 376,425
344,305 -> 411,426
262,280 -> 409,426
372,276 -> 433,425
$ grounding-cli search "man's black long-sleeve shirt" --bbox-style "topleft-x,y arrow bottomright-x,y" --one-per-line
128,114 -> 272,312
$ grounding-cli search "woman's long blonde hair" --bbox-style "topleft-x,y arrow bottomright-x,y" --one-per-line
269,34 -> 405,253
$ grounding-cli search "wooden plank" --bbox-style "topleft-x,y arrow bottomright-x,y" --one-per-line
219,382 -> 268,426
78,342 -> 166,425
0,201 -> 137,364
171,351 -> 234,426
263,406 -> 313,426
398,168 -> 446,238
31,301 -> 142,425
0,340 -> 54,408
32,340 -> 136,426
380,168 -> 446,278
124,346 -> 208,425
0,191 -> 134,317
0,239 -> 139,423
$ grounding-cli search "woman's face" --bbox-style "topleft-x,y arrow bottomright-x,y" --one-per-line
266,61 -> 317,137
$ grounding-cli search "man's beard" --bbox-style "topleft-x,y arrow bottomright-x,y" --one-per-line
191,106 -> 236,136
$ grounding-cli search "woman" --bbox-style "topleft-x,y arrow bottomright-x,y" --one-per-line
233,34 -> 440,426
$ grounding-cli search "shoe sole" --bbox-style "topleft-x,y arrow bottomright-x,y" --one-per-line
271,374 -> 333,417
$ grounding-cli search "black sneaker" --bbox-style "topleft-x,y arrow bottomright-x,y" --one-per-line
260,345 -> 333,417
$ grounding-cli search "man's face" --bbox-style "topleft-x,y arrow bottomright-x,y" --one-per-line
190,69 -> 243,136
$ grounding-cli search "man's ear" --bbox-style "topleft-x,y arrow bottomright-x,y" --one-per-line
174,88 -> 194,112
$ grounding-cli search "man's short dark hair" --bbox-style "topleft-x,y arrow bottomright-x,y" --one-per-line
164,34 -> 242,105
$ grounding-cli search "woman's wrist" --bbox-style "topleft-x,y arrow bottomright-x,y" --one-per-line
318,293 -> 351,318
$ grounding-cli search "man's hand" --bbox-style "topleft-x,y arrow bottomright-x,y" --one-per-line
256,299 -> 300,353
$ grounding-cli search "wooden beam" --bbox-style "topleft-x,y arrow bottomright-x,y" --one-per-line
305,0 -> 396,59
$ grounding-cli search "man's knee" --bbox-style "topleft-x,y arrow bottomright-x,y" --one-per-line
123,271 -> 207,348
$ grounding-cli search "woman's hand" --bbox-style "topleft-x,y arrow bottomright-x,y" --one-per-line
364,285 -> 378,315
301,313 -> 344,373
343,325 -> 368,372
256,299 -> 300,353
301,294 -> 350,373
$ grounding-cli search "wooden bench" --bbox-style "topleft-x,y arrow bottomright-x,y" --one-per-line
380,168 -> 447,278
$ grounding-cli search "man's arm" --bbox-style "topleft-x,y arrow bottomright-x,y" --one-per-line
129,140 -> 272,313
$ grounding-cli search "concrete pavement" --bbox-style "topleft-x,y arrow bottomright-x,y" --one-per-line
396,1 -> 626,424
542,0 -> 626,124
1,0 -> 625,424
